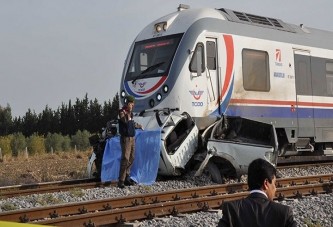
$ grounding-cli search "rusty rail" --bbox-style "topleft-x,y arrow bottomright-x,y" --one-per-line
0,174 -> 332,226
0,178 -> 112,198
37,182 -> 333,226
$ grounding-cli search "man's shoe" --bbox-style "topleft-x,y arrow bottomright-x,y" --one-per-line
125,176 -> 136,186
124,179 -> 134,186
117,181 -> 125,188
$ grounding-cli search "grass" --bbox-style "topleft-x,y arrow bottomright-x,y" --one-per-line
303,218 -> 322,227
35,194 -> 62,206
69,188 -> 85,198
0,150 -> 91,187
1,202 -> 18,211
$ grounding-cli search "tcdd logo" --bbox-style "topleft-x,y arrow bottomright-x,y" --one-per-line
189,90 -> 204,100
192,102 -> 203,106
275,49 -> 281,62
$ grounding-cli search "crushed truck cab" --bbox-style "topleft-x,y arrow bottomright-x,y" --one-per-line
196,116 -> 278,180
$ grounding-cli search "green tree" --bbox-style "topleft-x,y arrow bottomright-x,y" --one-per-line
62,135 -> 71,151
59,100 -> 76,135
22,109 -> 38,137
45,133 -> 63,152
110,93 -> 119,120
4,93 -> 120,137
74,94 -> 89,131
27,134 -> 45,155
88,98 -> 103,133
0,135 -> 13,156
52,110 -> 61,134
12,116 -> 23,134
71,130 -> 91,151
0,104 -> 13,136
10,132 -> 26,156
102,93 -> 119,124
102,99 -> 112,124
37,105 -> 55,136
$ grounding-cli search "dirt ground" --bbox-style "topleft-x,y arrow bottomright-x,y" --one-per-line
0,151 -> 91,187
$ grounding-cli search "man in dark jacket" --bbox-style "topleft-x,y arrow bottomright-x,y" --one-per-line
118,95 -> 143,188
218,158 -> 296,227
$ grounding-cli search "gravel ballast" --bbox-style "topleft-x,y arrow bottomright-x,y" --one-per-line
1,165 -> 333,226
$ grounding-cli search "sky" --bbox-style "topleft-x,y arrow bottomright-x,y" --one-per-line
1,0 -> 333,118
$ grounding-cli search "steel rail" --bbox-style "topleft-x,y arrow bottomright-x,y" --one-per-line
1,174 -> 332,225
0,182 -> 247,223
36,182 -> 333,227
277,173 -> 333,187
0,178 -> 112,198
1,160 -> 332,199
277,162 -> 333,170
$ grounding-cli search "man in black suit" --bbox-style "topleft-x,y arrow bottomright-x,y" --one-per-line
218,158 -> 297,227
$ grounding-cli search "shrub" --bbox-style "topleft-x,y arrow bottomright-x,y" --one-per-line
10,132 -> 26,156
27,134 -> 45,155
1,202 -> 18,211
45,133 -> 63,153
0,135 -> 13,157
62,135 -> 71,151
71,130 -> 91,151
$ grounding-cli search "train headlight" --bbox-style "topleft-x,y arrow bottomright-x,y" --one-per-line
163,85 -> 169,93
155,24 -> 162,32
154,22 -> 167,33
149,99 -> 155,108
121,91 -> 126,98
156,93 -> 162,101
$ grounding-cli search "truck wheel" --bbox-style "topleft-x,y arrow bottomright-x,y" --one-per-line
204,161 -> 223,184
87,152 -> 98,178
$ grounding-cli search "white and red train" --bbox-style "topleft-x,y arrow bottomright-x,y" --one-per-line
104,5 -> 333,182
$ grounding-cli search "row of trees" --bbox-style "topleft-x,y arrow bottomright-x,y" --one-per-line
0,93 -> 120,156
0,130 -> 91,157
0,93 -> 119,137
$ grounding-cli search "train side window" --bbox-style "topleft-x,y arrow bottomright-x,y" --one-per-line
326,62 -> 333,95
206,41 -> 216,70
242,49 -> 270,91
189,43 -> 205,74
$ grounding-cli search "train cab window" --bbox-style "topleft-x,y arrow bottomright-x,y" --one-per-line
242,49 -> 270,91
125,34 -> 183,81
140,53 -> 148,71
190,43 -> 205,73
326,62 -> 333,95
206,41 -> 216,70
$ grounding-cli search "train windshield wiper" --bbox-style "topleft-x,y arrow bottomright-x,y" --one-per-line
132,62 -> 165,84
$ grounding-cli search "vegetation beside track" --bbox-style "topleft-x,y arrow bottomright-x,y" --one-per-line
0,151 -> 90,186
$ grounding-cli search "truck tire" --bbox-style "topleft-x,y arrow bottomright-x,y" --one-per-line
204,161 -> 223,184
87,152 -> 98,179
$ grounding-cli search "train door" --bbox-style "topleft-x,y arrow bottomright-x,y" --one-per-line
205,38 -> 221,114
294,50 -> 315,137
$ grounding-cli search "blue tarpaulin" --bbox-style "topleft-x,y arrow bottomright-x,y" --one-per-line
101,129 -> 161,185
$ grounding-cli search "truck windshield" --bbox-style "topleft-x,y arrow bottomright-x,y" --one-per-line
125,33 -> 183,81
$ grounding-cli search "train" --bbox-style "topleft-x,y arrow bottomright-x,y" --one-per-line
88,5 -> 333,183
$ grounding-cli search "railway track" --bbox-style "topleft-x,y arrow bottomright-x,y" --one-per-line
0,178 -> 113,198
1,174 -> 332,226
1,162 -> 332,199
277,155 -> 333,166
276,161 -> 333,169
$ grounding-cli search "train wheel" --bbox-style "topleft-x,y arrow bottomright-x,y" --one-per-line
203,161 -> 223,184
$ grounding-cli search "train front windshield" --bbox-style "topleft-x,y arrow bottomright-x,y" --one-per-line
125,34 -> 183,81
